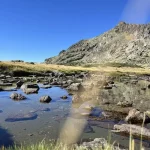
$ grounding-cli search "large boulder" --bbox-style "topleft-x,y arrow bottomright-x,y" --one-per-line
10,92 -> 26,101
21,83 -> 39,94
125,108 -> 150,124
40,95 -> 52,103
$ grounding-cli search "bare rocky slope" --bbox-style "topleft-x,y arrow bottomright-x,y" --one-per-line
45,22 -> 150,66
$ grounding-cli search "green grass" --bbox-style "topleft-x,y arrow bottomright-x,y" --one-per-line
2,141 -> 116,150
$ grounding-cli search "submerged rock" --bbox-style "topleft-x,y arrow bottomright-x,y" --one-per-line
40,95 -> 52,103
60,95 -> 68,99
39,108 -> 51,112
10,92 -> 26,101
90,107 -> 103,117
83,124 -> 95,133
5,112 -> 38,122
0,110 -> 3,113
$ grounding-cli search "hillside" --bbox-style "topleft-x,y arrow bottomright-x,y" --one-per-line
45,22 -> 150,66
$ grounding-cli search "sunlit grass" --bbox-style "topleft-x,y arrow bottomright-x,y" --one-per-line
1,140 -> 118,150
0,61 -> 150,75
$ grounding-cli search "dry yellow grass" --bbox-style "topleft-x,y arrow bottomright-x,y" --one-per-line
0,61 -> 150,74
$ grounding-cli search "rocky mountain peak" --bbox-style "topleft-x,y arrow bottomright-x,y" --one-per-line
45,22 -> 150,66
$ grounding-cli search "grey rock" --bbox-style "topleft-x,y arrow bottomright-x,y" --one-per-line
16,80 -> 24,88
67,80 -> 73,85
10,92 -> 26,101
67,83 -> 83,91
40,95 -> 52,103
60,95 -> 68,99
43,82 -> 49,85
112,124 -> 150,140
0,83 -> 12,86
125,108 -> 150,124
40,85 -> 52,89
117,101 -> 133,107
21,83 -> 39,94
0,75 -> 6,79
80,138 -> 126,150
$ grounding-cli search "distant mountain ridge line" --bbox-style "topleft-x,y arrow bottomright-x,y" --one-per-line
45,22 -> 150,66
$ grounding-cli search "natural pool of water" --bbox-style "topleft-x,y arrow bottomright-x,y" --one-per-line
0,86 -> 150,149
0,87 -> 71,147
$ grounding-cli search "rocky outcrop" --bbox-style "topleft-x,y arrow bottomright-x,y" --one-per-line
45,22 -> 150,67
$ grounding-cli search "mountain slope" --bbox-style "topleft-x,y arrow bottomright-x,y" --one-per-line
45,22 -> 150,66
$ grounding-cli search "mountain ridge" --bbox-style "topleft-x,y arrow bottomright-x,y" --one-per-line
45,22 -> 150,66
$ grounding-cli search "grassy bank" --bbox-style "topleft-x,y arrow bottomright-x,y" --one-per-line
1,61 -> 150,76
1,141 -> 121,150
2,138 -> 142,150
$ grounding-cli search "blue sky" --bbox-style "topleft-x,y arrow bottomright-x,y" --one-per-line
0,0 -> 150,62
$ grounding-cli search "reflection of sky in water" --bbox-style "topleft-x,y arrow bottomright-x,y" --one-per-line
0,87 -> 72,146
